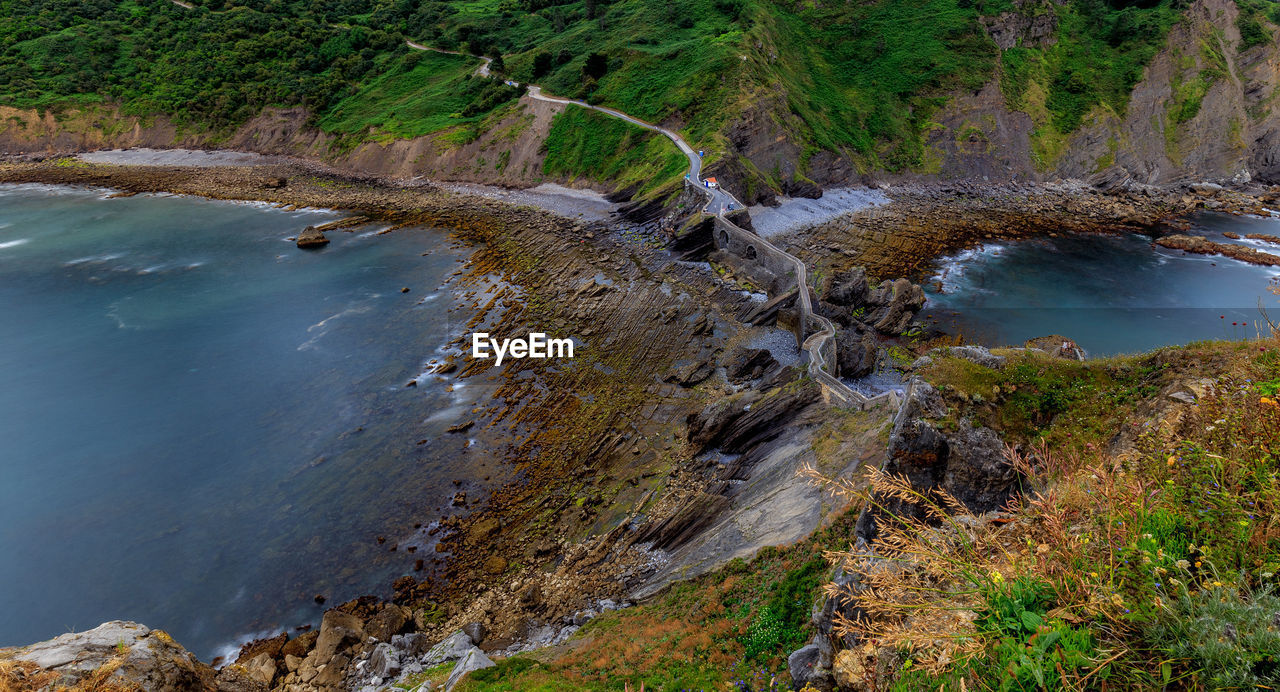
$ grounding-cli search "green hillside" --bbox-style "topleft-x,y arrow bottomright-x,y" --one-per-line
0,0 -> 1233,178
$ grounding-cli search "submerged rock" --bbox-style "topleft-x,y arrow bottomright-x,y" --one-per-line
1156,234 -> 1280,266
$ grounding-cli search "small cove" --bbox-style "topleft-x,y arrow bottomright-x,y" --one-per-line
0,184 -> 494,659
921,212 -> 1280,356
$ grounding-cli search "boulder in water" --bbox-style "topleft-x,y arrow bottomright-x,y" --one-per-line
296,226 -> 329,249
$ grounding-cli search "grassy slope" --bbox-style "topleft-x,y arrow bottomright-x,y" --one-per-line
879,335 -> 1280,688
420,0 -> 1196,175
540,107 -> 688,197
318,49 -> 521,142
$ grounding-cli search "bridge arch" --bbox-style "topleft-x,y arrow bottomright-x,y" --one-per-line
745,245 -> 757,261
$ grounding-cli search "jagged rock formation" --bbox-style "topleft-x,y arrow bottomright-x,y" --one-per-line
817,267 -> 927,379
855,379 -> 1022,544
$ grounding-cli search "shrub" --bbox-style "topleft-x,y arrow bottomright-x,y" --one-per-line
1148,577 -> 1280,688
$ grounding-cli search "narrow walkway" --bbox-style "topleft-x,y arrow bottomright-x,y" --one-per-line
415,40 -> 876,406
405,40 -> 491,77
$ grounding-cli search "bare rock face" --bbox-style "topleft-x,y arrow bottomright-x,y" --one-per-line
0,621 -> 216,691
724,346 -> 778,383
835,328 -> 880,380
821,268 -> 925,336
443,647 -> 495,692
856,380 -> 1021,543
943,422 -> 1020,513
824,267 -> 869,308
865,278 -> 926,335
686,379 -> 818,454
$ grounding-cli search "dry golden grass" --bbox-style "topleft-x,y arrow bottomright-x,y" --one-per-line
0,657 -> 140,692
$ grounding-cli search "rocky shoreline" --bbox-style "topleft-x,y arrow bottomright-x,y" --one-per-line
3,156 -> 1278,691
0,157 -> 893,690
784,178 -> 1280,282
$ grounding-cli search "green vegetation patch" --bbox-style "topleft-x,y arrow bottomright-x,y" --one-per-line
998,0 -> 1186,168
758,0 -> 998,170
318,50 -> 520,140
541,106 -> 687,196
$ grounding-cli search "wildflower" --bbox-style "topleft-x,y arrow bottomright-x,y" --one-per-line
1212,581 -> 1224,587
1176,559 -> 1190,570
991,571 -> 1004,584
1090,572 -> 1099,579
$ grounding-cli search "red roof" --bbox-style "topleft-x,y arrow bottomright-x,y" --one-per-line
706,177 -> 718,183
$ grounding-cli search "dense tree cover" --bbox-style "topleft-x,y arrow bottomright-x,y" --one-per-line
0,0 -> 410,127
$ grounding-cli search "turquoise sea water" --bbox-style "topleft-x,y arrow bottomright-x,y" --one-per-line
922,213 -> 1280,356
0,184 -> 481,658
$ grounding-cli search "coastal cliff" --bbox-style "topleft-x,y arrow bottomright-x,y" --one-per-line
4,0 -> 1280,204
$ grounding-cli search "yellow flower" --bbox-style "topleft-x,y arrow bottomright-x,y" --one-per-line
1089,572 -> 1099,579
991,571 -> 1004,584
1213,581 -> 1224,587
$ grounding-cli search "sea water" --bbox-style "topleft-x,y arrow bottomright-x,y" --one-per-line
0,184 -> 482,658
922,213 -> 1280,356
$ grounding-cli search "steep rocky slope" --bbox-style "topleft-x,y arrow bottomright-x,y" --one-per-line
722,0 -> 1280,199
